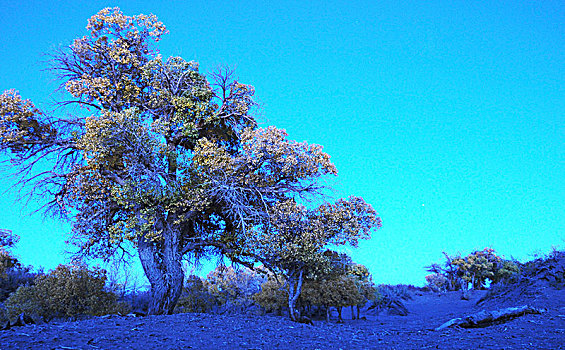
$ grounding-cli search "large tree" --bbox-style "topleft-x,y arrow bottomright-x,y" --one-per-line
0,8 -> 380,315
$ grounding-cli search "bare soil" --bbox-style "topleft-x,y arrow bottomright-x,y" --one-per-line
1,287 -> 563,350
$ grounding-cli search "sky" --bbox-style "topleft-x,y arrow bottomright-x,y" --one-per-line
0,0 -> 563,286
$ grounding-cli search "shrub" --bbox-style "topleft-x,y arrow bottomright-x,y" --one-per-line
0,249 -> 19,278
493,260 -> 521,284
0,264 -> 36,302
0,302 -> 7,324
5,264 -> 127,321
252,276 -> 288,314
0,229 -> 38,302
425,273 -> 448,293
205,266 -> 266,307
369,284 -> 411,316
175,275 -> 217,313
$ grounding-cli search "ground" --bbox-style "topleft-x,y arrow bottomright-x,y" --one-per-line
1,287 -> 563,350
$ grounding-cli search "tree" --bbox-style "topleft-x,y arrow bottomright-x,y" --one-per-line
452,248 -> 506,290
425,251 -> 463,291
1,8 -> 379,315
249,199 -> 381,321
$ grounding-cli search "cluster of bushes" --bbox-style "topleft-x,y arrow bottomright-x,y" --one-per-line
173,252 -> 384,323
0,230 -> 128,324
4,264 -> 128,321
175,266 -> 266,315
425,248 -> 520,292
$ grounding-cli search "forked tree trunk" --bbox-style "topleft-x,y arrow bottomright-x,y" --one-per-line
138,227 -> 184,315
287,269 -> 304,321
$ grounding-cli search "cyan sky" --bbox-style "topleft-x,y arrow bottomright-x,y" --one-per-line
0,0 -> 563,285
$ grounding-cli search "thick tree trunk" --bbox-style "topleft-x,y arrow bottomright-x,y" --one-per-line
287,269 -> 304,322
138,226 -> 184,315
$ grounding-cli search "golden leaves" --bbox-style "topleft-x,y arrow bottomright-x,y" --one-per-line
0,90 -> 56,152
250,197 -> 381,278
86,7 -> 168,41
237,126 -> 337,188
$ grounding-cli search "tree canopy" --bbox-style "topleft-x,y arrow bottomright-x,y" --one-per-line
0,7 -> 381,316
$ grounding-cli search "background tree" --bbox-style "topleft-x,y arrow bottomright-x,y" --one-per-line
1,8 -> 379,315
426,248 -> 519,291
425,251 -> 462,291
452,248 -> 508,290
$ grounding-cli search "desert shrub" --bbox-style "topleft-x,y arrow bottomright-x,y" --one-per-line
452,248 -> 502,289
205,266 -> 266,308
253,276 -> 288,314
369,284 -> 411,316
0,249 -> 19,278
425,273 -> 449,292
253,261 -> 377,321
0,229 -> 38,302
5,264 -> 127,321
0,302 -> 8,325
0,264 -> 37,302
425,252 -> 463,291
492,260 -> 521,284
0,229 -> 21,278
175,275 -> 217,313
124,290 -> 151,314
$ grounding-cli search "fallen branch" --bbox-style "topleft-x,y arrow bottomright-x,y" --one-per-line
435,305 -> 545,331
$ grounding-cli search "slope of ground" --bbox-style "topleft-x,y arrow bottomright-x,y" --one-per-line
1,287 -> 563,350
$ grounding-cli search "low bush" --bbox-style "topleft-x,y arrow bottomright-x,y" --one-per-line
5,264 -> 128,321
425,273 -> 448,293
175,275 -> 217,313
0,265 -> 37,302
369,284 -> 412,316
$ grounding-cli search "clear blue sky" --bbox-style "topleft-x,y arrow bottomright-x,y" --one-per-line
1,0 -> 563,286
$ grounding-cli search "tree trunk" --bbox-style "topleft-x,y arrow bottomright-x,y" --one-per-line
351,305 -> 356,320
138,226 -> 184,315
287,269 -> 304,321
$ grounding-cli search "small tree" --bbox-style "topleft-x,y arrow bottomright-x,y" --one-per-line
175,275 -> 216,313
425,251 -> 462,291
249,198 -> 381,321
452,248 -> 502,290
